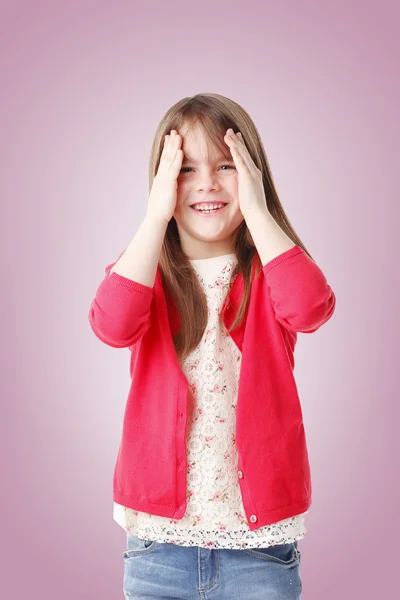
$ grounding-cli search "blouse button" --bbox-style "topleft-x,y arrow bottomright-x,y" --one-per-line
250,515 -> 257,523
238,470 -> 243,479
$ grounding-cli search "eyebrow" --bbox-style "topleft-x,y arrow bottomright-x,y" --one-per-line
182,154 -> 233,164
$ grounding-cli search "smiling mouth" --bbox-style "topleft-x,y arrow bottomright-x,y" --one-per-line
190,204 -> 228,215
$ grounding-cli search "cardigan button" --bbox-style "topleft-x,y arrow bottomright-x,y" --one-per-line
250,515 -> 257,523
238,470 -> 243,479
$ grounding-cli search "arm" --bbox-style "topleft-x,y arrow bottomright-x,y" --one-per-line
246,209 -> 336,333
108,214 -> 168,287
88,214 -> 168,347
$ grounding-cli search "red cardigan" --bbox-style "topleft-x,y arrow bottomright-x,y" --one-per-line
88,245 -> 336,531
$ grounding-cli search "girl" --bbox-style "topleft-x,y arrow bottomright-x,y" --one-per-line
89,93 -> 336,599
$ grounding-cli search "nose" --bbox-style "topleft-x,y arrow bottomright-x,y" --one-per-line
195,173 -> 221,193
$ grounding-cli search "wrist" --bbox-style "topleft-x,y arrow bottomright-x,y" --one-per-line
144,212 -> 170,229
243,206 -> 271,223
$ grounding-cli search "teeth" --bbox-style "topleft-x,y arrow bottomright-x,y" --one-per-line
193,204 -> 225,212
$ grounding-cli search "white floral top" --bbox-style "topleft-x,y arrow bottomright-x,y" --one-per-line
114,253 -> 308,548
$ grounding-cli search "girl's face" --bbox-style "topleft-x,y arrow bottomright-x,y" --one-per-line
173,124 -> 245,260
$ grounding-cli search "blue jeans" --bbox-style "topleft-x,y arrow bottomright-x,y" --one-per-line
122,533 -> 302,599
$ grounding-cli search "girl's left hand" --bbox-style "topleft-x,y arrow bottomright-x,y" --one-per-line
224,128 -> 269,220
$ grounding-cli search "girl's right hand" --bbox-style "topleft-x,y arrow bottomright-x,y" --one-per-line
146,130 -> 183,224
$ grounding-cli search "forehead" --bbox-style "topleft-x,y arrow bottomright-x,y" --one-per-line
180,124 -> 231,163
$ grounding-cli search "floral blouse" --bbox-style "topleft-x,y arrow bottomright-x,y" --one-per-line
113,253 -> 308,549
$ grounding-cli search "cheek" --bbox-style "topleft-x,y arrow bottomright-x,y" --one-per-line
228,171 -> 239,187
176,179 -> 187,199
174,185 -> 187,215
228,177 -> 239,199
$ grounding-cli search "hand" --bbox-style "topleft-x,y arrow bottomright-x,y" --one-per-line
147,130 -> 183,225
224,128 -> 269,220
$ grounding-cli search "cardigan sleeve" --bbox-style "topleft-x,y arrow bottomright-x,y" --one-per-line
262,245 -> 336,333
88,248 -> 154,348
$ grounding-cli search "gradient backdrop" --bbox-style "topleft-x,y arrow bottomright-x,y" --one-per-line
2,1 -> 398,598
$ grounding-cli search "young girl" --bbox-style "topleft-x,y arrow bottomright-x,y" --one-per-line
89,93 -> 336,600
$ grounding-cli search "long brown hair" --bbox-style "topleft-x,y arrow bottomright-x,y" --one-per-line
148,93 -> 314,366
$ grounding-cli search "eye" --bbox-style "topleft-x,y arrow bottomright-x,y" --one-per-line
180,165 -> 235,173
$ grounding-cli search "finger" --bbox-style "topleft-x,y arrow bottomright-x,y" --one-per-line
235,131 -> 245,146
226,132 -> 250,169
232,132 -> 256,173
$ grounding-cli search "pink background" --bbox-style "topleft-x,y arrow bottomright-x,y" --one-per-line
2,1 -> 398,598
